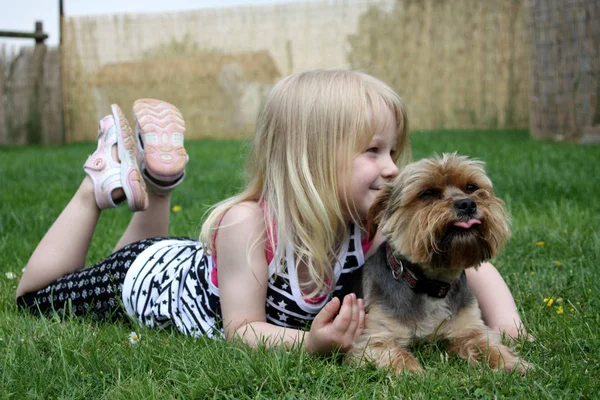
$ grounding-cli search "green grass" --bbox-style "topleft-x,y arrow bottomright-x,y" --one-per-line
1,130 -> 599,399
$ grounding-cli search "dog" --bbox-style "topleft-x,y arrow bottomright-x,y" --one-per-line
348,153 -> 531,374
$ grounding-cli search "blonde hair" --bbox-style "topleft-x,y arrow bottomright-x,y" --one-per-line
200,69 -> 410,295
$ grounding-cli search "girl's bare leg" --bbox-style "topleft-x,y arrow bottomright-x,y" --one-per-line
18,99 -> 186,298
113,189 -> 172,251
114,98 -> 188,251
16,177 -> 116,297
17,163 -> 176,298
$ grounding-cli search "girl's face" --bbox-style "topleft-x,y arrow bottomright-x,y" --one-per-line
340,108 -> 400,223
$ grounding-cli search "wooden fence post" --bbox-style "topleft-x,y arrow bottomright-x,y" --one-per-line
35,22 -> 45,44
59,0 -> 67,144
29,37 -> 47,144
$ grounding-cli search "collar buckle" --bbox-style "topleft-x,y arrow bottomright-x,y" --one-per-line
390,255 -> 403,280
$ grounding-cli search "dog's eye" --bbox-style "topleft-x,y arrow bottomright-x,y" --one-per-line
419,189 -> 441,199
465,183 -> 479,193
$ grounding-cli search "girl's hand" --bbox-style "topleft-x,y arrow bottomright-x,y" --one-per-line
305,293 -> 365,354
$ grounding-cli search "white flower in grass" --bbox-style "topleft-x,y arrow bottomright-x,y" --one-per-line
128,332 -> 141,345
5,272 -> 15,280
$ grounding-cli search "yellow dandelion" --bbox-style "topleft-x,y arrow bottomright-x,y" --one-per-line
544,297 -> 554,307
569,308 -> 575,313
172,205 -> 182,213
556,305 -> 564,315
535,241 -> 545,247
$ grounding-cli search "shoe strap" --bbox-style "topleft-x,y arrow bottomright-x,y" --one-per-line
143,170 -> 186,196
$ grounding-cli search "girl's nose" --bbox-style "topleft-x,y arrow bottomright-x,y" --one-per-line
382,157 -> 399,179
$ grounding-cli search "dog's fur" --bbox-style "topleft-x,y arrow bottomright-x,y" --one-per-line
348,153 -> 531,374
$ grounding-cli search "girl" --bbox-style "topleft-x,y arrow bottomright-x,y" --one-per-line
16,70 -> 526,354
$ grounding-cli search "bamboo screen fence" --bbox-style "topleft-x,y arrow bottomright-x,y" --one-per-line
528,0 -> 599,141
1,0 -> 597,144
0,45 -> 63,145
61,0 -> 531,142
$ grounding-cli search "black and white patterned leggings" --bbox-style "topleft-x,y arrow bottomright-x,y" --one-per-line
16,237 -> 178,321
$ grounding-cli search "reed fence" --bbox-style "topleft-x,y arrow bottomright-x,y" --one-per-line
0,22 -> 63,145
528,0 -> 599,141
1,0 -> 597,145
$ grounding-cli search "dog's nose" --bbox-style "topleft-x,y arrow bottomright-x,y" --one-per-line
454,198 -> 477,216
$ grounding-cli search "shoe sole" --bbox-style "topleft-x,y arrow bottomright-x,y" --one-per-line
111,104 -> 149,212
133,99 -> 187,182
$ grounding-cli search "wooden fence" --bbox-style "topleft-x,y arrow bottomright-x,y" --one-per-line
0,22 -> 63,145
528,0 -> 599,142
0,0 -> 597,145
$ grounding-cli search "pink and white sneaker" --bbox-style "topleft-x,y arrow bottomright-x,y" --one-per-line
83,105 -> 148,211
133,99 -> 187,195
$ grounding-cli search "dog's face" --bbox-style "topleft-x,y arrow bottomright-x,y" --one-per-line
368,153 -> 510,270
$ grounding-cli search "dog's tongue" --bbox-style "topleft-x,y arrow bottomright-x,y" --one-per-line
454,219 -> 482,229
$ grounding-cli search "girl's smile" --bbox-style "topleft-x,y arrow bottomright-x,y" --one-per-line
341,108 -> 399,222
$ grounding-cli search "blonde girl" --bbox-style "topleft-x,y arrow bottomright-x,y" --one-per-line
17,70 -> 526,354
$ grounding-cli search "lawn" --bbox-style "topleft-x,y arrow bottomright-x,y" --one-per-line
1,130 -> 598,399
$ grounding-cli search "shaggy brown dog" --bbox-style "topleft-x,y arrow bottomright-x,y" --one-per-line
348,153 -> 531,374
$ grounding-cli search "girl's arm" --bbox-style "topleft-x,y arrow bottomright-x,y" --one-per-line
364,230 -> 386,259
466,262 -> 529,339
216,202 -> 364,353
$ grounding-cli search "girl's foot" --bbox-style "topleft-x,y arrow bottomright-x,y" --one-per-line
83,106 -> 148,211
133,99 -> 187,195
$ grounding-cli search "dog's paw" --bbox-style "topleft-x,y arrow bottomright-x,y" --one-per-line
388,349 -> 425,375
489,345 -> 533,374
394,362 -> 425,376
503,358 -> 534,374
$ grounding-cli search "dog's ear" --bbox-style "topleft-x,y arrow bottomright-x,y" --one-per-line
367,185 -> 392,241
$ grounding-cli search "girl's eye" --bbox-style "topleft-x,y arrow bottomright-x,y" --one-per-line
465,183 -> 479,193
366,147 -> 378,153
419,189 -> 441,199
